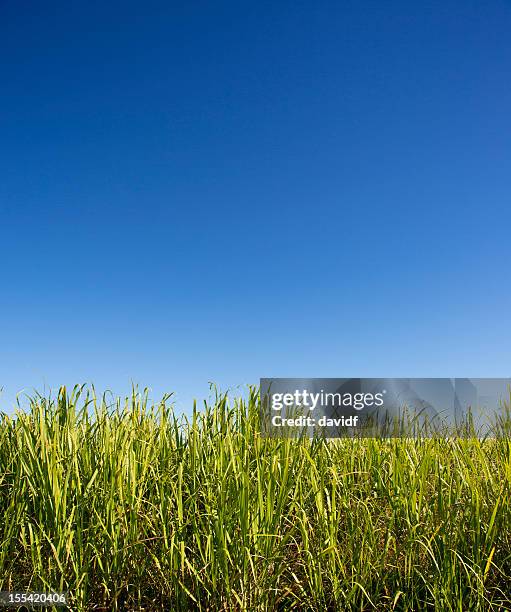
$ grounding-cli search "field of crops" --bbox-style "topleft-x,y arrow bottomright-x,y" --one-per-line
0,386 -> 510,610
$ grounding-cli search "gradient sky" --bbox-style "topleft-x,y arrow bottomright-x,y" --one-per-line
1,1 -> 510,412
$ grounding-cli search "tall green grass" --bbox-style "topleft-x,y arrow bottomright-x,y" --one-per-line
0,385 -> 510,610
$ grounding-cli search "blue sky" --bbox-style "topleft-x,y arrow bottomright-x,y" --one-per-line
1,1 -> 510,411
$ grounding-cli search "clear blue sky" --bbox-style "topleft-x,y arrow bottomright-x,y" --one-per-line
1,1 -> 510,411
